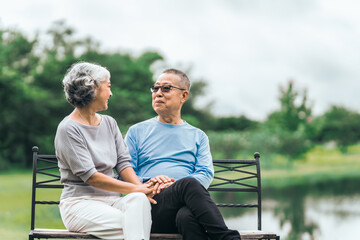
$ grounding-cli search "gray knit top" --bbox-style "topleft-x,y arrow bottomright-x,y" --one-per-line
54,115 -> 132,200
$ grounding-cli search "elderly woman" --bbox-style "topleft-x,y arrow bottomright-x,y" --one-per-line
54,62 -> 153,240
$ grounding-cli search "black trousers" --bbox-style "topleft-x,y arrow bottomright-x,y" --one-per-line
151,177 -> 241,240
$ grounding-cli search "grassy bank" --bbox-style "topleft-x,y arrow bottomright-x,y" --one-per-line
0,171 -> 64,240
1,144 -> 360,239
261,144 -> 360,188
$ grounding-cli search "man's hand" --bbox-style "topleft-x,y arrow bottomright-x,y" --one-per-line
150,175 -> 175,194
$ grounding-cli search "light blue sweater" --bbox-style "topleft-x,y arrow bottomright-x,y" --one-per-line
125,118 -> 214,189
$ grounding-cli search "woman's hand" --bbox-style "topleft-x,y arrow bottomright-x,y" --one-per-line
132,183 -> 152,194
117,167 -> 160,204
132,182 -> 157,204
86,172 -> 157,204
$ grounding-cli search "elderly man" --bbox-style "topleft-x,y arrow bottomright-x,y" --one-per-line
125,69 -> 241,240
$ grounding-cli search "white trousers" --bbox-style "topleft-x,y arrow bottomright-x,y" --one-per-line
59,192 -> 152,240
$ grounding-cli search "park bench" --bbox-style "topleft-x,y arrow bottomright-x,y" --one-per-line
29,146 -> 280,240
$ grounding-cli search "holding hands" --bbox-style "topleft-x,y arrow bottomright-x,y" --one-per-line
143,175 -> 175,202
150,175 -> 175,194
134,176 -> 174,204
132,183 -> 158,204
129,175 -> 174,205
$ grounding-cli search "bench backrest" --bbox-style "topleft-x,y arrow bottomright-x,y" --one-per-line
209,155 -> 262,230
30,146 -> 62,231
30,146 -> 262,232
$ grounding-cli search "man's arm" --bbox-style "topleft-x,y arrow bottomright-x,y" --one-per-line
124,126 -> 172,195
191,134 -> 214,189
124,129 -> 145,180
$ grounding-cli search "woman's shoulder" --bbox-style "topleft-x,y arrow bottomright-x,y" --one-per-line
100,114 -> 121,132
55,116 -> 81,138
101,114 -> 117,125
57,116 -> 73,130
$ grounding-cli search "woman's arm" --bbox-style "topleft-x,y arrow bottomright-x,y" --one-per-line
86,171 -> 150,194
86,168 -> 157,204
118,167 -> 158,204
118,166 -> 142,185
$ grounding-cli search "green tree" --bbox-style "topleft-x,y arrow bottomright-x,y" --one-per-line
310,106 -> 360,149
267,80 -> 312,131
0,20 -> 212,168
0,27 -> 45,168
181,79 -> 215,129
213,116 -> 259,131
264,81 -> 313,157
81,51 -> 163,126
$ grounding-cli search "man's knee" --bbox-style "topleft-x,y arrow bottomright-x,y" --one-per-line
177,177 -> 202,188
175,207 -> 194,227
176,177 -> 206,193
175,207 -> 208,239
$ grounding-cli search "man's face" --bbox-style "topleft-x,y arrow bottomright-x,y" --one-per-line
152,73 -> 188,116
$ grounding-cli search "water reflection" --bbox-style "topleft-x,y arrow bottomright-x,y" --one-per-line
212,178 -> 360,240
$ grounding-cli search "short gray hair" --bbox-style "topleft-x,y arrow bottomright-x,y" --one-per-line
162,68 -> 190,91
62,62 -> 110,108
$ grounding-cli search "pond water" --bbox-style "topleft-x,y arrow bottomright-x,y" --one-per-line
214,178 -> 360,240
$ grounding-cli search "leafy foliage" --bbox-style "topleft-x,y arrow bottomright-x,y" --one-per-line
261,81 -> 313,157
0,27 -> 45,169
0,21 -> 210,169
1,21 -> 359,169
266,81 -> 312,131
309,106 -> 360,150
212,116 -> 258,131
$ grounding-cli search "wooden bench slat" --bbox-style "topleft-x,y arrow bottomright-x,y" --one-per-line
31,229 -> 278,239
149,233 -> 182,239
31,229 -> 184,239
31,229 -> 98,239
239,231 -> 278,239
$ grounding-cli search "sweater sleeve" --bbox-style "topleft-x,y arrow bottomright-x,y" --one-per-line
124,126 -> 147,179
191,133 -> 214,189
55,123 -> 97,182
110,117 -> 132,174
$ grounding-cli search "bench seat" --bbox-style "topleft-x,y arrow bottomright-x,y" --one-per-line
30,229 -> 182,239
30,228 -> 278,239
29,147 -> 280,240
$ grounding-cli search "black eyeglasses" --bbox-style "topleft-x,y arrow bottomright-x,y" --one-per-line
150,85 -> 186,93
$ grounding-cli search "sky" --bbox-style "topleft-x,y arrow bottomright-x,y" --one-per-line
1,0 -> 359,120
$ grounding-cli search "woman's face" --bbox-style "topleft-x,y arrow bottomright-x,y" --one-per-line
92,77 -> 112,111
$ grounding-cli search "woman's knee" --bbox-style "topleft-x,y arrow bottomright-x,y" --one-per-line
127,192 -> 147,199
125,192 -> 151,208
126,192 -> 148,202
